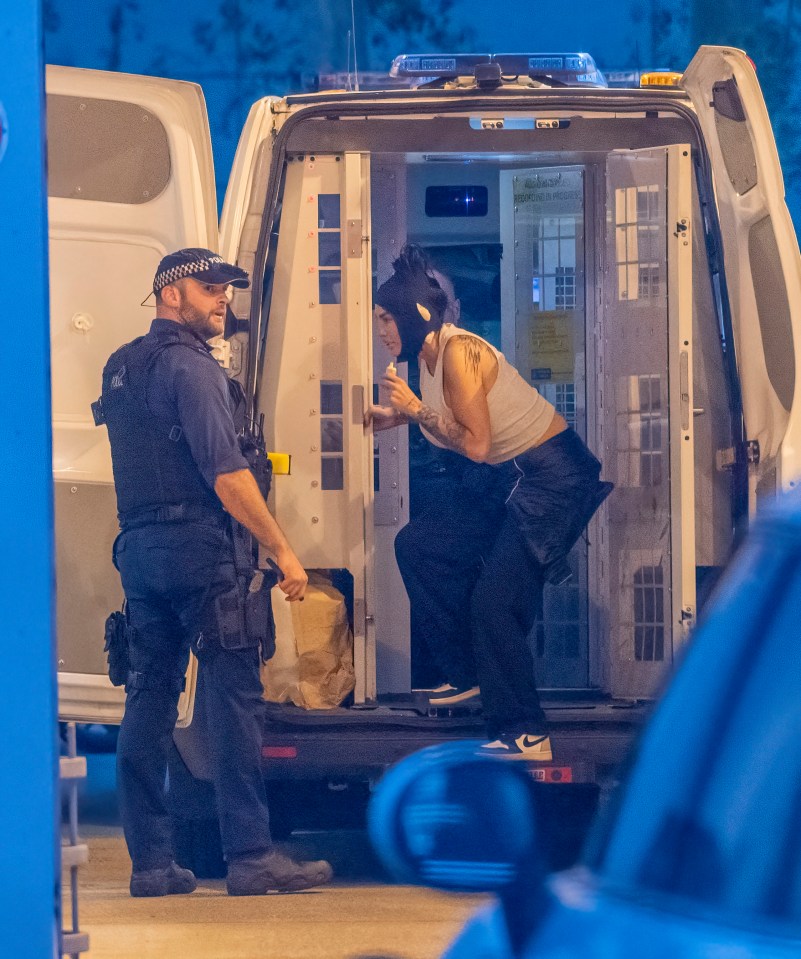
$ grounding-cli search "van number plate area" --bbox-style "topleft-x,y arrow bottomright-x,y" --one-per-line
529,765 -> 573,783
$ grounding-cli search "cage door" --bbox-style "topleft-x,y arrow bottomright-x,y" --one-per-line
602,146 -> 696,699
499,166 -> 590,688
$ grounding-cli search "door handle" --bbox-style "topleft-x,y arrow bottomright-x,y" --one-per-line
352,384 -> 365,426
680,351 -> 690,432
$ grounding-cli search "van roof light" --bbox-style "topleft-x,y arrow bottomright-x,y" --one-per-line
390,53 -> 607,88
639,71 -> 683,88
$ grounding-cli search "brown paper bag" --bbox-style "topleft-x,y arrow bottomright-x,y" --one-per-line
261,572 -> 354,709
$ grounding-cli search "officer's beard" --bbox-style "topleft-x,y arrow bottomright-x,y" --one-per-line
176,294 -> 220,341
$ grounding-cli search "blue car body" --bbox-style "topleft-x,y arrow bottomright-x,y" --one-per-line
442,493 -> 801,958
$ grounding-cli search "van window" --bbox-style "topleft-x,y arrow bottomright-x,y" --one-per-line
47,94 -> 171,204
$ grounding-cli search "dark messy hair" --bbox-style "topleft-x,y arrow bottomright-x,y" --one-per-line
391,245 -> 449,318
374,244 -> 449,362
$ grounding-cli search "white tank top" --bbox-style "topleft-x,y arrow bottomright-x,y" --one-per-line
418,325 -> 556,465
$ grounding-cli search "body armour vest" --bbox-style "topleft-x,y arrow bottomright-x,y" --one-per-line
96,330 -> 225,523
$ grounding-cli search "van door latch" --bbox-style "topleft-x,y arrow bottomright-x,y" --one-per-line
716,439 -> 760,471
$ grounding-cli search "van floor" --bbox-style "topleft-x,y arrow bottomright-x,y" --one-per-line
260,695 -> 651,785
264,691 -> 651,726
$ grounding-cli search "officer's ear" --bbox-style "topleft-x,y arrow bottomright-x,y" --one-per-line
160,283 -> 182,308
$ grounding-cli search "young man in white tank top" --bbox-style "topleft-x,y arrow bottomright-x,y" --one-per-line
367,246 -> 612,761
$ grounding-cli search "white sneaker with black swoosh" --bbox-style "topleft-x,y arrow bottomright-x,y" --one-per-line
478,732 -> 553,761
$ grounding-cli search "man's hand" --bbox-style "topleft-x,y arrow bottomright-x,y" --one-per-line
364,403 -> 407,431
275,548 -> 308,602
381,369 -> 422,417
380,342 -> 492,462
215,469 -> 309,600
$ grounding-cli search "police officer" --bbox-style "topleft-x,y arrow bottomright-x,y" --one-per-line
97,248 -> 332,897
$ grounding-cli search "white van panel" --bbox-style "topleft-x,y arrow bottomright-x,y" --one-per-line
47,65 -> 218,725
683,47 -> 801,490
220,96 -> 279,270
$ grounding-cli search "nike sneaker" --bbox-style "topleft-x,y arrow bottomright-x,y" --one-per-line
478,732 -> 553,761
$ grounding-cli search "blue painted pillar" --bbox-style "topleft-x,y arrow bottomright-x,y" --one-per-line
0,2 -> 58,955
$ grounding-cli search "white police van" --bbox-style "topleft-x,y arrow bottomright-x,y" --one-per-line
49,48 -> 801,849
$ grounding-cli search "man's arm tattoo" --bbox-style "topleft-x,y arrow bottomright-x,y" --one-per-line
407,402 -> 470,455
453,335 -> 486,380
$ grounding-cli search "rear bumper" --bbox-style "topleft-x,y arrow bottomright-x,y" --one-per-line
256,701 -> 649,785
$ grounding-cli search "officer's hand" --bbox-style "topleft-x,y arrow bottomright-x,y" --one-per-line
275,550 -> 308,602
381,370 -> 421,417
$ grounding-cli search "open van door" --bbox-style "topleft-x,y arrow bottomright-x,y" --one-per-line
48,66 -> 219,724
224,141 -> 378,702
603,146 -> 696,698
683,46 -> 801,493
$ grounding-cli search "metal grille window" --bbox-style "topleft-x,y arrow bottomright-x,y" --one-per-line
615,185 -> 661,302
320,381 -> 344,490
555,266 -> 576,310
318,194 -> 342,305
620,551 -> 666,662
532,217 -> 577,311
616,374 -> 664,487
543,382 -> 577,430
633,564 -> 665,661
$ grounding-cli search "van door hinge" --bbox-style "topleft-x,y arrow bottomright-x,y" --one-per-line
347,218 -> 363,258
716,439 -> 760,472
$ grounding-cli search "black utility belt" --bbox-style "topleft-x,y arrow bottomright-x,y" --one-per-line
119,502 -> 225,529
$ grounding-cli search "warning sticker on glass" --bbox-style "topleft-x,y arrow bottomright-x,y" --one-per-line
524,311 -> 574,383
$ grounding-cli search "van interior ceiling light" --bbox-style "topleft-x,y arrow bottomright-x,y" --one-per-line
390,53 -> 607,89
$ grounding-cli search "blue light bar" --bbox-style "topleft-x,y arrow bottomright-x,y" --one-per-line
390,53 -> 607,88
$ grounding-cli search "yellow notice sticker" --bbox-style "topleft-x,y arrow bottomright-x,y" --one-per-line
524,311 -> 574,383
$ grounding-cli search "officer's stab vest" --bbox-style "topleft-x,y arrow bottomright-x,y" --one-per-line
94,330 -> 225,523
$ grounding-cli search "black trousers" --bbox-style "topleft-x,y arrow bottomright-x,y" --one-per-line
114,520 -> 272,871
395,429 -> 603,738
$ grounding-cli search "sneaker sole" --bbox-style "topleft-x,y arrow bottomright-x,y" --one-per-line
498,749 -> 554,762
429,689 -> 481,706
478,743 -> 553,762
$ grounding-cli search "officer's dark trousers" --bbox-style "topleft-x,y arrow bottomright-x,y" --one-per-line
395,428 -> 603,739
114,521 -> 272,871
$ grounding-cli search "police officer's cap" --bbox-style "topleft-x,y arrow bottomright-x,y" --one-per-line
153,248 -> 250,294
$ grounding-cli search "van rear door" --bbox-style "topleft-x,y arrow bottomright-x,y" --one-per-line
48,66 -> 218,724
223,142 -> 379,702
603,145 -> 696,698
683,46 -> 801,493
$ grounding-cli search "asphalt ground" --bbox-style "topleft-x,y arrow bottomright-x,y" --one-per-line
61,751 -> 487,959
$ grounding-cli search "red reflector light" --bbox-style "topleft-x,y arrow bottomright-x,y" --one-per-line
262,746 -> 298,759
529,765 -> 572,783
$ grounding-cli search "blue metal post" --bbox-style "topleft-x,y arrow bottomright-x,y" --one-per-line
0,2 -> 58,955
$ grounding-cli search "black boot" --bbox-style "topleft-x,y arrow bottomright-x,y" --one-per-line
226,851 -> 333,895
130,861 -> 197,897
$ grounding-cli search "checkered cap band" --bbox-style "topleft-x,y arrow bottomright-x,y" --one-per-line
153,254 -> 227,292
